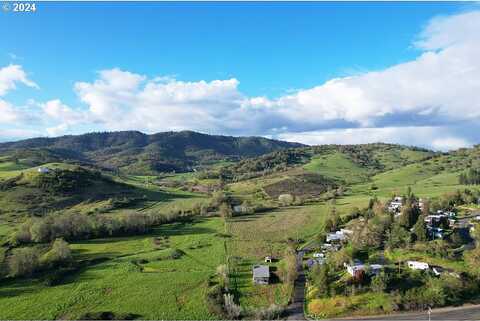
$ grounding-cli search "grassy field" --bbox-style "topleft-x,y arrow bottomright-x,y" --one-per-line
304,152 -> 370,184
0,218 -> 226,320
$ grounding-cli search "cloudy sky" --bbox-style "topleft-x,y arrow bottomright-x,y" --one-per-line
1,2 -> 479,151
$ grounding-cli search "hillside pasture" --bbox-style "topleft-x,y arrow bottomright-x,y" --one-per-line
0,218 -> 225,320
304,152 -> 370,184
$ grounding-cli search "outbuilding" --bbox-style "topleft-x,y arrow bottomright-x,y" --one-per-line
407,261 -> 429,270
252,265 -> 270,285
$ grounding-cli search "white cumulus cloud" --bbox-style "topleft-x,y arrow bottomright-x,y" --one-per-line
0,64 -> 38,96
3,9 -> 480,151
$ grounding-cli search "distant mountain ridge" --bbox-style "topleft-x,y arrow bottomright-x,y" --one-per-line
0,131 -> 305,174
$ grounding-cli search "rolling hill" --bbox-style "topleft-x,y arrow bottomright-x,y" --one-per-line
0,131 -> 304,175
1,131 -> 480,320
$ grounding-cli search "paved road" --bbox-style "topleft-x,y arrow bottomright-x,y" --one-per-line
285,250 -> 307,321
330,305 -> 480,320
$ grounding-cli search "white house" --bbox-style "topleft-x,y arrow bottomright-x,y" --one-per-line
344,261 -> 383,277
407,261 -> 429,270
312,252 -> 324,258
326,230 -> 349,243
424,214 -> 447,226
388,196 -> 404,213
37,167 -> 50,174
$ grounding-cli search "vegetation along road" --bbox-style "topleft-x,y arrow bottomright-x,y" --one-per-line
285,250 -> 307,320
332,304 -> 480,320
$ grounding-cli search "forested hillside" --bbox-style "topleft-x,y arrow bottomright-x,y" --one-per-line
0,131 -> 303,174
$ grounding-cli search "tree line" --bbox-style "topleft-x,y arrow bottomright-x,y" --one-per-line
459,169 -> 480,185
10,209 -> 198,246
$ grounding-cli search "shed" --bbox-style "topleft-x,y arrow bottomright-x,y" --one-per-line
252,265 -> 270,285
407,261 -> 429,270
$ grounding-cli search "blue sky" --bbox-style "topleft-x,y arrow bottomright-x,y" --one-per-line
1,2 -> 479,150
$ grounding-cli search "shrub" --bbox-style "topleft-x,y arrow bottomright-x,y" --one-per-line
224,293 -> 242,319
370,271 -> 388,293
219,202 -> 233,218
216,264 -> 229,289
205,285 -> 225,318
41,238 -> 72,268
8,247 -> 40,277
278,194 -> 294,206
311,264 -> 330,298
254,304 -> 284,320
279,246 -> 297,284
169,249 -> 184,260
308,297 -> 349,318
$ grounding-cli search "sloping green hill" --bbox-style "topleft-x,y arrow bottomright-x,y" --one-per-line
304,151 -> 371,184
0,163 -> 140,219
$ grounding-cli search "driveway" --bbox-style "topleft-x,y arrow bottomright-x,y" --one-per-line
285,250 -> 307,321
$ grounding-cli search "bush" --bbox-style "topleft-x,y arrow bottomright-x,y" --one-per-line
224,293 -> 242,319
216,264 -> 229,289
308,297 -> 349,318
254,304 -> 284,320
311,264 -> 330,298
41,238 -> 72,268
8,247 -> 40,277
278,194 -> 295,206
169,249 -> 184,260
205,285 -> 225,317
401,281 -> 446,310
370,271 -> 388,292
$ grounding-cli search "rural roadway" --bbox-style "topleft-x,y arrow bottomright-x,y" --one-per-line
333,305 -> 480,320
285,250 -> 307,321
283,250 -> 480,321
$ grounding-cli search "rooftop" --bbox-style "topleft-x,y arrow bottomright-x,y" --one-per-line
252,265 -> 270,278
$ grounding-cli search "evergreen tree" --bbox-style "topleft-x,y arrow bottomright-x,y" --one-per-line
412,216 -> 428,242
312,264 -> 330,298
370,271 -> 388,292
399,201 -> 420,229
386,223 -> 410,249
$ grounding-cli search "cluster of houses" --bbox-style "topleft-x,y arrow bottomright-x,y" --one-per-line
423,210 -> 456,239
306,228 -> 353,269
251,203 -> 476,285
337,259 -> 458,279
424,209 -> 477,240
387,196 -> 425,215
